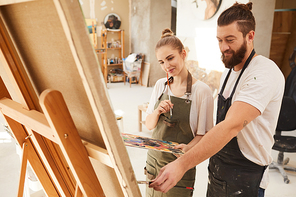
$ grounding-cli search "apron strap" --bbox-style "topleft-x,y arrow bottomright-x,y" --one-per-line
219,49 -> 256,98
229,49 -> 255,98
219,69 -> 232,95
158,70 -> 193,102
158,76 -> 174,100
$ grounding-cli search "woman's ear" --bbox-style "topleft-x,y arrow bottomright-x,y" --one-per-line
182,49 -> 187,60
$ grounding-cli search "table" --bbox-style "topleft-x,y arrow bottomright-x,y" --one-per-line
138,104 -> 148,132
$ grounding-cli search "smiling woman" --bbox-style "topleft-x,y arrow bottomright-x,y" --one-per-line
144,28 -> 214,197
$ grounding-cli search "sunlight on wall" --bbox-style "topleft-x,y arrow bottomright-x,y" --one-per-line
176,0 -> 231,74
194,27 -> 224,72
178,26 -> 224,73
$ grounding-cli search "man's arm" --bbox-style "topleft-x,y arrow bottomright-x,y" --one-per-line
149,101 -> 261,193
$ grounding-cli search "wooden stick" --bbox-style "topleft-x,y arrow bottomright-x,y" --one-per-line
74,183 -> 83,197
40,89 -> 104,197
17,141 -> 29,197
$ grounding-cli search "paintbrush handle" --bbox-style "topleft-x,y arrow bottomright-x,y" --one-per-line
169,94 -> 172,118
137,181 -> 194,190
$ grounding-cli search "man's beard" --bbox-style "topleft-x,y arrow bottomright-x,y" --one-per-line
221,40 -> 247,69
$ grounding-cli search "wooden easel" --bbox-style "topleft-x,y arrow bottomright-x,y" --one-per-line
0,89 -> 107,196
0,0 -> 141,196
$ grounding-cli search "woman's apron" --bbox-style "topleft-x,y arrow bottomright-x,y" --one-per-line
207,49 -> 266,197
145,72 -> 196,197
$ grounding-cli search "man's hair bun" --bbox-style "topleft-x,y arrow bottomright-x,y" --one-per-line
246,2 -> 252,11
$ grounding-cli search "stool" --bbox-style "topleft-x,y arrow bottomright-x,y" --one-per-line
138,104 -> 148,132
116,115 -> 124,132
114,110 -> 124,132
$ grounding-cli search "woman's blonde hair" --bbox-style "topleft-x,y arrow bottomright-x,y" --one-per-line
155,28 -> 184,54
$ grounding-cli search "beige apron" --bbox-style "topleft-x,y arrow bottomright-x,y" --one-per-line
145,73 -> 196,197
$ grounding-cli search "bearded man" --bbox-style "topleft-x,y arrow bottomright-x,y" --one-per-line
149,2 -> 285,197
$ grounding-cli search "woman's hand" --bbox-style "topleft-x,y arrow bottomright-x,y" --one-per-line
145,100 -> 173,130
155,100 -> 173,115
175,143 -> 190,153
174,144 -> 190,158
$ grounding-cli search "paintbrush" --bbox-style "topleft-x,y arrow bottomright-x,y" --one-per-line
137,181 -> 194,190
167,73 -> 172,119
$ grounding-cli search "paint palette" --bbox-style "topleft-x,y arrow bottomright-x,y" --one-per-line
121,133 -> 184,154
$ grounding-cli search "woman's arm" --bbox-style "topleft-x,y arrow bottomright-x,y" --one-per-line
145,100 -> 173,130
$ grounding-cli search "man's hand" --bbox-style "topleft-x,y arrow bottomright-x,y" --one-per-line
149,159 -> 186,193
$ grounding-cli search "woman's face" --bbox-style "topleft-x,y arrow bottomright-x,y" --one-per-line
156,45 -> 186,76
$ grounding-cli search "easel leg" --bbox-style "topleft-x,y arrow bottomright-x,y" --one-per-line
75,183 -> 83,197
18,141 -> 29,197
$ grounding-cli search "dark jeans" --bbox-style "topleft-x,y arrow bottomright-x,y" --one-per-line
258,188 -> 265,197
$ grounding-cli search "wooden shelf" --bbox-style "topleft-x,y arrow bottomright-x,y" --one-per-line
106,47 -> 121,50
100,29 -> 124,83
107,63 -> 123,66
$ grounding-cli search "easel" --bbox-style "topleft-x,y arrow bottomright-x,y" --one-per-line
0,89 -> 108,196
0,0 -> 141,196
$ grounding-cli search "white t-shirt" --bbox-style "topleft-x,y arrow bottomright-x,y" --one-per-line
219,55 -> 285,188
147,78 -> 214,136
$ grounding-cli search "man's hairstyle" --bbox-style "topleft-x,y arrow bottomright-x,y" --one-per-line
217,2 -> 255,37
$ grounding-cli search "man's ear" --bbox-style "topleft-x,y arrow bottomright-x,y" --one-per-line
247,30 -> 255,44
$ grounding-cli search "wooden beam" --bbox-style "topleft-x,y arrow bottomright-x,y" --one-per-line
3,115 -> 60,196
0,97 -> 113,168
53,0 -> 141,196
0,98 -> 57,143
17,141 -> 29,197
281,11 -> 296,78
39,89 -> 105,197
0,0 -> 33,6
0,76 -> 61,196
83,140 -> 113,168
0,12 -> 73,196
74,183 -> 83,197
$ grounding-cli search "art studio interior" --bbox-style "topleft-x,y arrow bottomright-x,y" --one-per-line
0,0 -> 296,197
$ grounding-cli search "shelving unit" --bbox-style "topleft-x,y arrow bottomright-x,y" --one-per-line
100,29 -> 124,83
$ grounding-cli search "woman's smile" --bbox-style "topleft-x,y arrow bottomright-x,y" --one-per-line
167,68 -> 175,73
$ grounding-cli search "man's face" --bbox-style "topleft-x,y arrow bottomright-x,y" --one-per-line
221,39 -> 247,69
217,22 -> 247,69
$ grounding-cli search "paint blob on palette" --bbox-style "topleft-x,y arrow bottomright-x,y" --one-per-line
121,133 -> 184,154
